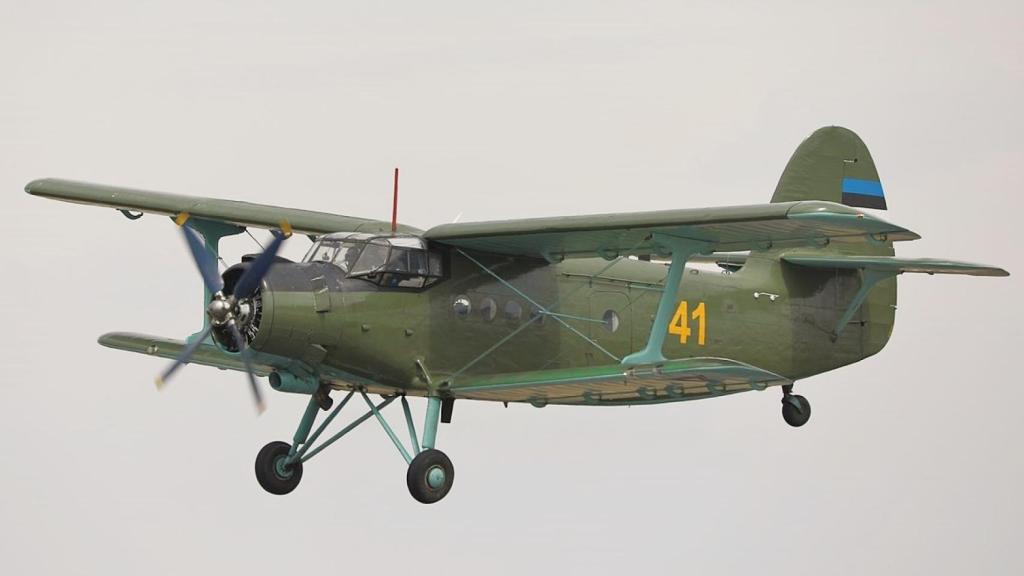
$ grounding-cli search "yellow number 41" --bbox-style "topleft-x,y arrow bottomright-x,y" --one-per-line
668,300 -> 706,345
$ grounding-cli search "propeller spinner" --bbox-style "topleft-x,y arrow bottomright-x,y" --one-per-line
155,219 -> 292,414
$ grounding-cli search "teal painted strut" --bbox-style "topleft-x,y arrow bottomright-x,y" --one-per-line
621,235 -> 709,366
831,268 -> 895,341
180,216 -> 244,338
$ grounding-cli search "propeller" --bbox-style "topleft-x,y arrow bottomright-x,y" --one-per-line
155,218 -> 292,414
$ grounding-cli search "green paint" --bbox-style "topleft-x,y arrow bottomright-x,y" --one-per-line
35,126 -> 1009,413
27,125 -> 1012,502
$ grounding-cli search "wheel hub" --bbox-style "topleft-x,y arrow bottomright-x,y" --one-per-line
273,455 -> 294,479
426,465 -> 446,489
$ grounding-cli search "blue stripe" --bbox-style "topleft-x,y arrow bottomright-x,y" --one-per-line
842,177 -> 884,197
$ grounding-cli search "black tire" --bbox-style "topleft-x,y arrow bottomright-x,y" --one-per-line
406,449 -> 454,504
782,394 -> 811,427
255,441 -> 303,495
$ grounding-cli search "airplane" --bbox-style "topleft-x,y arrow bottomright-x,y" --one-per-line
25,126 -> 1008,504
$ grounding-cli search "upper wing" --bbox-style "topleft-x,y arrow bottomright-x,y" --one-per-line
423,200 -> 919,260
781,254 -> 1009,276
26,178 -> 420,236
446,357 -> 791,406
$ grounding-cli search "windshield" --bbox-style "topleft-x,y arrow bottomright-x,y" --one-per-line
350,242 -> 389,276
304,240 -> 365,274
303,235 -> 445,288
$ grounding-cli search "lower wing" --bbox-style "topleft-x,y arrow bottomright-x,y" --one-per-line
445,358 -> 791,406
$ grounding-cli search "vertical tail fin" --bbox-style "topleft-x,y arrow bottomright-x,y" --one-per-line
771,126 -> 887,210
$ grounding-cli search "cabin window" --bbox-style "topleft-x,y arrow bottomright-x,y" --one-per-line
504,300 -> 523,321
479,297 -> 497,321
453,296 -> 472,318
602,310 -> 621,333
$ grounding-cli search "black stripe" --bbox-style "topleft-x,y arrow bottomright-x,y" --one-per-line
842,193 -> 887,210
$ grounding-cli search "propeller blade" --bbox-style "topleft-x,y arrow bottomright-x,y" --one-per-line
228,321 -> 266,414
181,225 -> 224,294
155,324 -> 214,389
233,223 -> 290,300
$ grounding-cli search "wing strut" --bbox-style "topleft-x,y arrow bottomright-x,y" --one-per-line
831,269 -> 893,341
175,215 -> 245,334
455,249 -> 620,362
621,235 -> 710,366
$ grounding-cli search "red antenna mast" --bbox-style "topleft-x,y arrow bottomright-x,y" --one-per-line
391,167 -> 399,234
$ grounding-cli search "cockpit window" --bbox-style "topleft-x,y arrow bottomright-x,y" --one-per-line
350,242 -> 389,276
303,234 -> 444,289
305,240 -> 365,274
309,241 -> 340,264
334,244 -> 362,274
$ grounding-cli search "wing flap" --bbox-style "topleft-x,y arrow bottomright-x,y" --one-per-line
424,200 -> 918,260
98,332 -> 275,376
447,357 -> 790,405
782,255 -> 1009,277
26,178 -> 420,236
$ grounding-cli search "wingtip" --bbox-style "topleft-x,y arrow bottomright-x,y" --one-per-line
24,178 -> 50,196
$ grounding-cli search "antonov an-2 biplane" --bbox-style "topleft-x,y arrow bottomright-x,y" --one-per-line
27,127 -> 1008,503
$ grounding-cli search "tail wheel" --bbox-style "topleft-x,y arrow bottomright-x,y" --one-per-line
255,441 -> 303,495
782,394 -> 811,427
407,449 -> 454,504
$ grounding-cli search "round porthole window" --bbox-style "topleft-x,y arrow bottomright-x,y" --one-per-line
603,309 -> 620,333
504,300 -> 523,321
480,297 -> 497,322
453,295 -> 472,318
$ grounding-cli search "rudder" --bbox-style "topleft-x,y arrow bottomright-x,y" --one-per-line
771,126 -> 887,210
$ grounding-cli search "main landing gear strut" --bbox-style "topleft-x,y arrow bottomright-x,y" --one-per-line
254,390 -> 454,504
780,384 -> 811,427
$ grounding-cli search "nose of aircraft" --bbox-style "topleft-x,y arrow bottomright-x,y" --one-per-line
247,262 -> 345,361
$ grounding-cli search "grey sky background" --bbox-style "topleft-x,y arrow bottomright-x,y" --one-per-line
2,1 -> 1022,574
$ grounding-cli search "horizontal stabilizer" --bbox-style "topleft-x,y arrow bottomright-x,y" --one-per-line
98,332 -> 275,376
782,255 -> 1009,277
447,357 -> 790,406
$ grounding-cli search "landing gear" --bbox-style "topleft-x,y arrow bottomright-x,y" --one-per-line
255,391 -> 453,503
255,441 -> 303,495
781,385 -> 811,427
407,449 -> 455,504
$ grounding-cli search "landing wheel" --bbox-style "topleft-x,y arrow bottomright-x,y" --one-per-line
782,394 -> 811,427
255,441 -> 303,495
407,449 -> 454,504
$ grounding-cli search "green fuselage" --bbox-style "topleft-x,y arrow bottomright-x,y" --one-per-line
251,241 -> 897,399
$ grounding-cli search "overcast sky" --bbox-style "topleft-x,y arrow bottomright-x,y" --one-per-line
2,1 -> 1022,574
